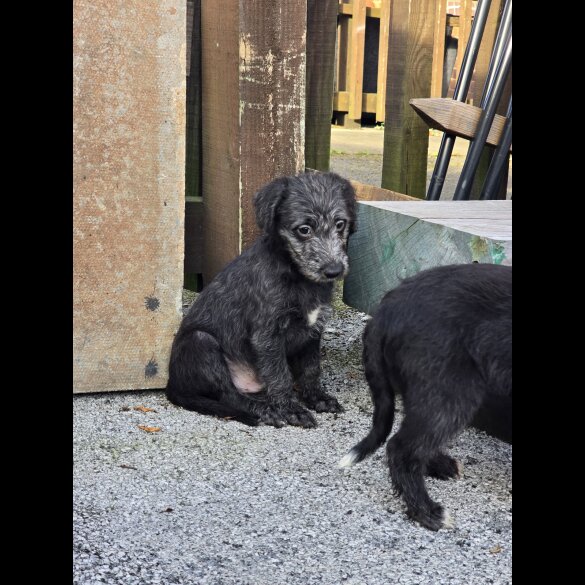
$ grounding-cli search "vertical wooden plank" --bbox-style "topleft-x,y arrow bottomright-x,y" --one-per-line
376,0 -> 391,120
348,0 -> 367,121
201,1 -> 307,282
337,14 -> 350,92
381,0 -> 437,197
73,0 -> 186,392
305,0 -> 338,171
431,0 -> 447,98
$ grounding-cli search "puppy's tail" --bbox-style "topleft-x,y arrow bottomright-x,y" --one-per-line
169,394 -> 260,427
339,329 -> 396,468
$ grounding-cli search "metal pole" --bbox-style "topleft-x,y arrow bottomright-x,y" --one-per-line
453,33 -> 512,200
480,97 -> 512,200
426,0 -> 493,201
482,0 -> 512,106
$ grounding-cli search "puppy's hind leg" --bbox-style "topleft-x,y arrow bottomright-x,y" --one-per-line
166,330 -> 260,426
386,420 -> 449,531
426,452 -> 461,480
387,379 -> 480,530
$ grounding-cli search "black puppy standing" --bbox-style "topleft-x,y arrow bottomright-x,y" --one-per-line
167,172 -> 357,428
339,263 -> 512,530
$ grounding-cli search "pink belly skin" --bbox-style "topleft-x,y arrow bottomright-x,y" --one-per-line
225,359 -> 264,393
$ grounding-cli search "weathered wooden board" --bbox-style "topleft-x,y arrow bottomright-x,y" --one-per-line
343,200 -> 512,314
348,0 -> 367,121
305,0 -> 338,171
430,0 -> 447,98
73,1 -> 186,393
381,0 -> 437,197
410,98 -> 512,152
201,0 -> 307,282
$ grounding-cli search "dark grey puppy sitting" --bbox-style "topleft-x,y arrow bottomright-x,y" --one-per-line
339,263 -> 512,530
166,172 -> 357,428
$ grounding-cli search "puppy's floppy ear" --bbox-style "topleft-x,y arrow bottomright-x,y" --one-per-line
253,176 -> 289,234
339,177 -> 358,235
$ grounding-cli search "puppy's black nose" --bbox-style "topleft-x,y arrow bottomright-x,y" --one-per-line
323,262 -> 344,279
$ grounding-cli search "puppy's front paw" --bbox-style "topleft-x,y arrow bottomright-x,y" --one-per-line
260,403 -> 317,428
258,407 -> 286,428
283,407 -> 317,428
302,392 -> 344,413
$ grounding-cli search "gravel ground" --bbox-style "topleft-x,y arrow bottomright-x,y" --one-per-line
73,288 -> 512,585
329,127 -> 512,199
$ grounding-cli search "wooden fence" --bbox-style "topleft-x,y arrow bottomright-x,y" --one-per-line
74,0 -> 510,392
332,0 -> 477,126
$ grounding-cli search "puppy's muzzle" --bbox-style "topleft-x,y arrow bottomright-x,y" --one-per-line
322,262 -> 345,280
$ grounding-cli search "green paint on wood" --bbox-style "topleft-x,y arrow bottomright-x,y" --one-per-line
491,242 -> 506,265
382,239 -> 395,263
469,236 -> 489,262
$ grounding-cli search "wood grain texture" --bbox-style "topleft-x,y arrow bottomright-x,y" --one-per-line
306,0 -> 338,171
431,0 -> 447,98
348,0 -> 367,120
343,200 -> 512,314
202,1 -> 306,281
376,0 -> 391,120
333,91 -> 377,113
381,0 -> 437,198
410,98 -> 512,151
73,0 -> 186,392
350,180 -> 420,202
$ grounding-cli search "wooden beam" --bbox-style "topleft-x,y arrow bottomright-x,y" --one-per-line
73,0 -> 186,392
431,0 -> 447,98
333,91 -> 378,113
343,200 -> 512,315
350,179 -> 420,202
410,98 -> 512,152
339,3 -> 382,19
201,1 -> 307,282
376,0 -> 391,121
347,0 -> 367,121
381,0 -> 437,198
306,0 -> 338,171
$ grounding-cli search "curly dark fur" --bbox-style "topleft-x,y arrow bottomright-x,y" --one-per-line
166,172 -> 357,428
339,264 -> 512,530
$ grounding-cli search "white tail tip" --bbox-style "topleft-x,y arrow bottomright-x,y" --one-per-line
338,450 -> 359,468
442,509 -> 455,529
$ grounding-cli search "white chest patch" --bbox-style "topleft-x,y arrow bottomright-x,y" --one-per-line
307,306 -> 321,326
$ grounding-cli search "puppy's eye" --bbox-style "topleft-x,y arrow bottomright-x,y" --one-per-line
335,220 -> 346,231
297,225 -> 312,237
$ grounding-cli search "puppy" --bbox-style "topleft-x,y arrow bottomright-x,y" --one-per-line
166,172 -> 357,427
339,263 -> 512,530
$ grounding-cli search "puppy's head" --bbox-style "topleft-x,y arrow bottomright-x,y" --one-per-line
254,172 -> 357,283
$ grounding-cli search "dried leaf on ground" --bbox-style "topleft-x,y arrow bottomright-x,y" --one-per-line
138,425 -> 161,433
489,545 -> 502,554
134,406 -> 157,413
